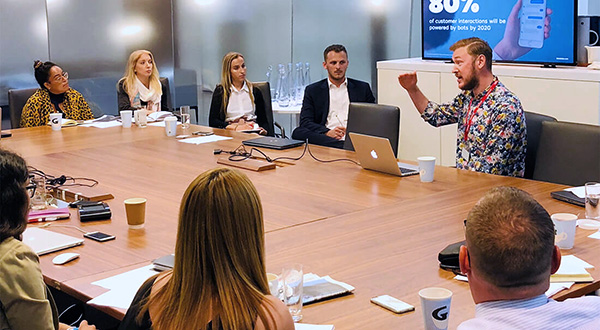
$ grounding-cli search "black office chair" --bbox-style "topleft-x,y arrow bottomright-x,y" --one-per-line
159,77 -> 172,111
344,102 -> 400,155
533,121 -> 600,186
523,111 -> 557,179
253,81 -> 285,137
8,88 -> 38,128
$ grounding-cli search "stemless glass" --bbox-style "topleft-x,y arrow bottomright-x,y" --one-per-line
282,263 -> 303,322
180,105 -> 191,129
585,182 -> 600,219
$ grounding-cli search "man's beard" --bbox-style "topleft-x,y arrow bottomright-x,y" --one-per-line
461,75 -> 479,91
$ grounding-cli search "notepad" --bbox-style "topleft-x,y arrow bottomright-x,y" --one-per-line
550,255 -> 594,283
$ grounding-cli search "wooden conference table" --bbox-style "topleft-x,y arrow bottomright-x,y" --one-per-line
2,124 -> 598,329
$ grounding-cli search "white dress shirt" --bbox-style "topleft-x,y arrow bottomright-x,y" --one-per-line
225,81 -> 255,122
325,78 -> 349,140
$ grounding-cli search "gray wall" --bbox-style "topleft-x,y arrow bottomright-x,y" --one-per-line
1,0 -> 419,126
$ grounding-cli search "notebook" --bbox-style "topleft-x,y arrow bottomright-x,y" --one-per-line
242,137 -> 305,150
22,227 -> 84,255
349,132 -> 419,177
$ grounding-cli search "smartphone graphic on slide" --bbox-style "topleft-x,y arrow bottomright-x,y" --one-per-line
519,0 -> 546,49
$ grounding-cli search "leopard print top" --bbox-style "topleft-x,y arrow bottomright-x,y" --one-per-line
20,88 -> 93,128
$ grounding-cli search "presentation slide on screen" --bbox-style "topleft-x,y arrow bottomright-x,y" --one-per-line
422,0 -> 575,64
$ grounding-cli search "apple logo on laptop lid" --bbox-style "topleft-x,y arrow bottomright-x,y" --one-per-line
370,150 -> 378,159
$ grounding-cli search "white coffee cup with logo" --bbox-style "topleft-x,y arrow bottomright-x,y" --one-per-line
419,287 -> 452,330
164,116 -> 177,136
49,113 -> 62,131
551,213 -> 578,249
418,156 -> 436,183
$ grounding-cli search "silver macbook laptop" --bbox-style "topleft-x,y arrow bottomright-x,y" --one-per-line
22,227 -> 84,255
349,132 -> 419,177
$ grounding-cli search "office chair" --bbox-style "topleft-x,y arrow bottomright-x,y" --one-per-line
8,88 -> 38,128
344,102 -> 400,155
253,81 -> 285,137
533,121 -> 600,186
523,111 -> 557,179
159,77 -> 173,112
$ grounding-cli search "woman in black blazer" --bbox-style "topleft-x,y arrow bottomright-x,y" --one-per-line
208,52 -> 269,135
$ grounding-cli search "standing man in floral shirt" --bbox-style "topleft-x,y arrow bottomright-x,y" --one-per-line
398,37 -> 526,177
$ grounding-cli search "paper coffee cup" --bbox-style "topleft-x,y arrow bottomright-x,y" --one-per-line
418,156 -> 436,183
419,287 -> 452,330
164,116 -> 177,136
49,113 -> 62,131
551,213 -> 578,249
124,197 -> 147,229
120,110 -> 132,128
267,273 -> 280,297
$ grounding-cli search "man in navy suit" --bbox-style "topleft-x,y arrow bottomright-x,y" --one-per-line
292,44 -> 375,148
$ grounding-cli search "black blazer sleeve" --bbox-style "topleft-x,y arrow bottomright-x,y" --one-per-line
161,83 -> 169,112
298,82 -> 329,134
117,80 -> 133,111
208,85 -> 227,129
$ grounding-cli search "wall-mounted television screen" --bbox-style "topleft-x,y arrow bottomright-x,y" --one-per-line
422,0 -> 578,66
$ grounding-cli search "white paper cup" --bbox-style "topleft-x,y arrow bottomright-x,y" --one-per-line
120,110 -> 132,128
134,110 -> 147,128
164,116 -> 177,136
551,213 -> 578,249
418,156 -> 436,183
267,273 -> 280,297
49,113 -> 62,131
419,287 -> 452,330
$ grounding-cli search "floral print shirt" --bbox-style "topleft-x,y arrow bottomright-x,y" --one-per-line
422,77 -> 526,177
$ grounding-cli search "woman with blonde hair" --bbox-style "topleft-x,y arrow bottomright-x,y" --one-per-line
117,50 -> 168,113
209,52 -> 271,135
119,168 -> 293,330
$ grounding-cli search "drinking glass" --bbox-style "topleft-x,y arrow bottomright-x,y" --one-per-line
180,105 -> 191,129
585,182 -> 600,219
30,176 -> 48,210
282,263 -> 303,322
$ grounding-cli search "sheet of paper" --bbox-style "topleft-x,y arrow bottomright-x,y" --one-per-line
545,282 -> 575,297
177,135 -> 232,144
92,265 -> 158,290
556,255 -> 594,275
588,231 -> 600,239
564,186 -> 586,198
84,121 -> 123,129
88,265 -> 159,309
454,274 -> 468,282
295,324 -> 334,330
148,121 -> 180,127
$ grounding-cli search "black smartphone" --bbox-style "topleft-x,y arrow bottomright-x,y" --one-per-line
83,231 -> 116,242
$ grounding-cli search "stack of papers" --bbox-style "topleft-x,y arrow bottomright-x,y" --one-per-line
550,255 -> 594,283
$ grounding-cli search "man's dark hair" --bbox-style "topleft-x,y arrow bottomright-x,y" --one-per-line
465,187 -> 554,288
0,149 -> 29,242
323,44 -> 347,61
450,37 -> 492,72
33,60 -> 57,89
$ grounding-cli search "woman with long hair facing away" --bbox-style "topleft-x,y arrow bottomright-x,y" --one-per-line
119,168 -> 294,330
0,148 -> 96,330
117,50 -> 168,113
208,52 -> 271,135
20,60 -> 93,127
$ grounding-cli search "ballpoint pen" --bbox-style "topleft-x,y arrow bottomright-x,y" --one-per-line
335,114 -> 345,128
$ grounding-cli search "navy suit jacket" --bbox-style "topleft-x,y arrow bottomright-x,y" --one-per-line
298,78 -> 375,134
